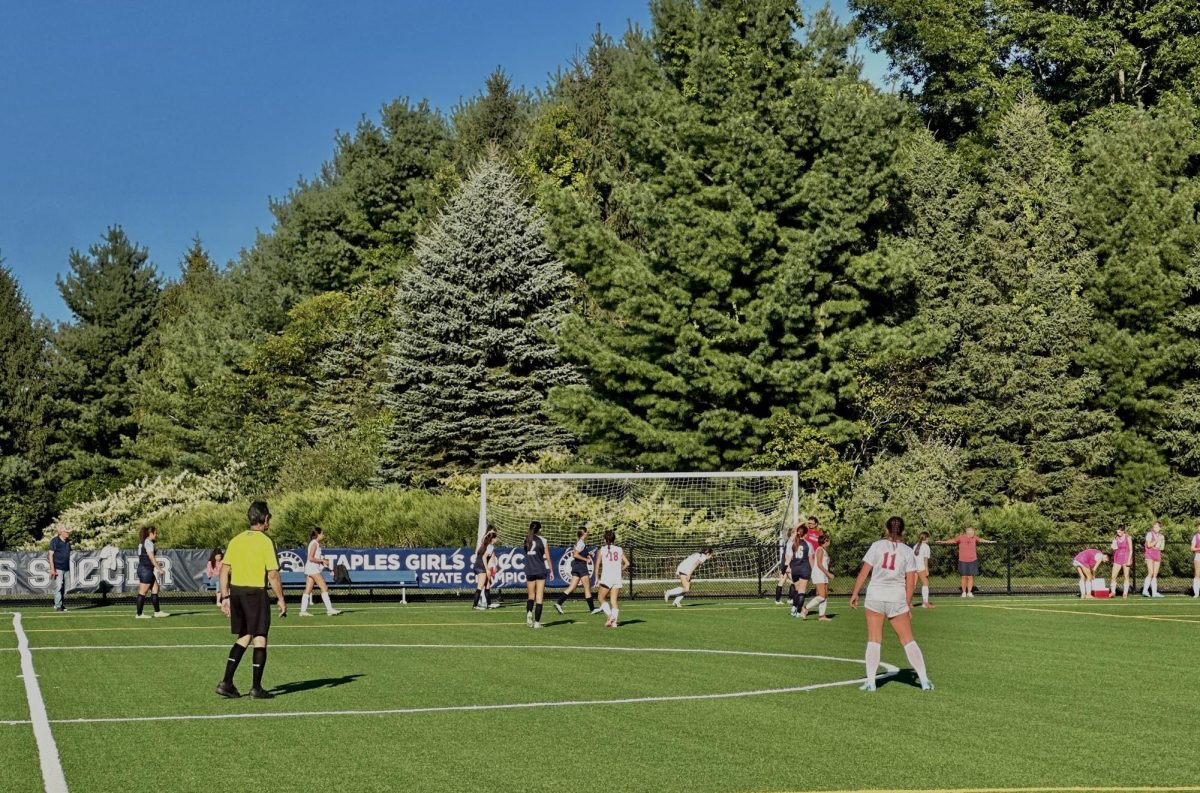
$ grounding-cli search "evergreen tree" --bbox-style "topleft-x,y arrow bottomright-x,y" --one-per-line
125,240 -> 254,476
0,261 -> 51,547
47,227 -> 161,508
452,67 -> 535,169
378,154 -> 578,479
538,0 -> 910,469
851,0 -> 1200,142
1072,101 -> 1200,512
234,99 -> 452,330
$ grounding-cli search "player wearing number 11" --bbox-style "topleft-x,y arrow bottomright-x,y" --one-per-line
849,516 -> 933,693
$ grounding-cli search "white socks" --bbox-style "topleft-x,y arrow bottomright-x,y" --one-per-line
612,608 -> 619,622
1078,579 -> 1088,597
1143,579 -> 1151,596
1193,578 -> 1199,597
664,587 -> 683,598
321,592 -> 334,613
601,602 -> 612,617
807,595 -> 825,613
300,594 -> 310,613
921,585 -> 929,605
673,596 -> 683,606
903,641 -> 929,684
818,598 -> 828,617
479,589 -> 488,607
1152,578 -> 1160,596
865,642 -> 881,687
1123,580 -> 1129,596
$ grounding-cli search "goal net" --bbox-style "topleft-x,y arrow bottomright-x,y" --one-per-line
480,471 -> 799,597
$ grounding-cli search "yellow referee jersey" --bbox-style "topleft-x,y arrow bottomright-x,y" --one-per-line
223,530 -> 279,588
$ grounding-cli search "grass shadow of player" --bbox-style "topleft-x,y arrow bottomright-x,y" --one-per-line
616,618 -> 646,626
541,619 -> 575,627
270,674 -> 364,696
877,669 -> 921,690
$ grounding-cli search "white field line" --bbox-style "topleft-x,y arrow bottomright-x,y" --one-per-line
0,644 -> 897,727
13,613 -> 68,791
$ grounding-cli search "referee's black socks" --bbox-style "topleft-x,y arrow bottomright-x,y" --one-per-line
252,647 -> 267,689
224,643 -> 247,684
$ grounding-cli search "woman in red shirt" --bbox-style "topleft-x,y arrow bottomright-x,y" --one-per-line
936,527 -> 996,598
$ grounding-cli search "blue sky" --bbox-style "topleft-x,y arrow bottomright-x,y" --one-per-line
0,1 -> 888,322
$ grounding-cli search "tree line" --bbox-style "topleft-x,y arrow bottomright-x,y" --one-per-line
3,0 -> 1200,548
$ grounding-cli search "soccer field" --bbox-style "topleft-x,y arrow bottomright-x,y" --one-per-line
3,597 -> 1200,793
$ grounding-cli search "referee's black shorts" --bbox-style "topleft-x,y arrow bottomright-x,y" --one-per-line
229,586 -> 271,637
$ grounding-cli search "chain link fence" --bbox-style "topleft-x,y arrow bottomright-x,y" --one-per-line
621,539 -> 1200,599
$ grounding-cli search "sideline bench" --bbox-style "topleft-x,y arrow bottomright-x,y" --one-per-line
209,570 -> 420,604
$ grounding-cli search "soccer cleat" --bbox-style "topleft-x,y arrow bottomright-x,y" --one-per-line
921,603 -> 935,609
818,616 -> 832,622
966,592 -> 974,598
920,680 -> 935,691
135,613 -> 152,619
532,622 -> 542,629
326,610 -> 341,616
153,611 -> 170,618
774,599 -> 782,605
215,681 -> 241,699
248,687 -> 274,700
591,608 -> 605,614
526,612 -> 534,626
859,682 -> 876,692
299,611 -> 313,616
790,608 -> 799,618
664,591 -> 671,603
673,597 -> 683,608
472,606 -> 485,611
604,617 -> 615,628
553,603 -> 564,615
960,592 -> 967,598
488,602 -> 501,609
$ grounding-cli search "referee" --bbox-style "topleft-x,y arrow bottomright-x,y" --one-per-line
215,500 -> 286,700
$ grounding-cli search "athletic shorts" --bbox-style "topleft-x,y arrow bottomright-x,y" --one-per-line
304,562 -> 324,577
1194,553 -> 1200,563
137,565 -> 157,585
790,562 -> 811,583
472,564 -> 486,575
525,572 -> 546,582
958,560 -> 980,576
570,563 -> 590,578
599,577 -> 623,590
864,598 -> 909,619
229,586 -> 271,637
810,567 -> 829,586
1145,549 -> 1162,562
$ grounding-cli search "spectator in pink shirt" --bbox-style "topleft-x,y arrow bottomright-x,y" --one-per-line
1073,548 -> 1108,599
936,527 -> 996,598
205,549 -> 224,607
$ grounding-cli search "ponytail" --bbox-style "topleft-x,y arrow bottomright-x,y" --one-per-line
476,530 -> 496,558
885,516 -> 905,541
310,529 -> 322,541
138,526 -> 155,544
603,529 -> 615,548
524,521 -> 542,552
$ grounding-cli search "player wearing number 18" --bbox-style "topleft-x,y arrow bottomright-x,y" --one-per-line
849,516 -> 933,693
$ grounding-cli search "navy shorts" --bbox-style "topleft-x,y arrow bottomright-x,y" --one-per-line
137,565 -> 157,585
525,572 -> 546,582
790,562 -> 811,583
570,563 -> 589,578
958,560 -> 980,576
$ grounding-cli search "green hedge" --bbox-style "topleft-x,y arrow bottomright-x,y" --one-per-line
151,488 -> 478,550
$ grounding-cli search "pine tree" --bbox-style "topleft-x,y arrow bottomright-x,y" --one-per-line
0,261 -> 51,547
124,240 -> 254,476
453,67 -> 535,169
47,227 -> 161,508
378,154 -> 578,478
537,0 -> 910,469
1072,102 -> 1200,511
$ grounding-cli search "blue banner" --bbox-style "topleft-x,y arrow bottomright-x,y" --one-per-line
276,546 -> 595,590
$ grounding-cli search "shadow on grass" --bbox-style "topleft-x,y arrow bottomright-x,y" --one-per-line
271,674 -> 364,696
615,619 -> 646,626
540,619 -> 575,627
878,669 -> 922,689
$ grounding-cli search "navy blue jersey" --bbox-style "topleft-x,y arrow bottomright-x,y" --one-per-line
524,536 -> 548,575
137,539 -> 155,568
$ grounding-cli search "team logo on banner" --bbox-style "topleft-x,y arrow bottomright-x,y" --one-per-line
557,548 -> 593,582
277,551 -> 306,572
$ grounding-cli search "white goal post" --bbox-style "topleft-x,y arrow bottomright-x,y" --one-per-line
479,471 -> 800,595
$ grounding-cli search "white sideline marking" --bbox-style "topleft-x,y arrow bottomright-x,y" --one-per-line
0,643 -> 897,727
13,613 -> 68,791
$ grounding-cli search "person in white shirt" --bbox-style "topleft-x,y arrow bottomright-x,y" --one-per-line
595,530 -> 630,628
1191,522 -> 1200,599
300,528 -> 340,616
663,547 -> 713,607
472,528 -> 500,610
912,531 -> 934,609
801,533 -> 833,621
775,523 -> 801,604
850,516 -> 933,692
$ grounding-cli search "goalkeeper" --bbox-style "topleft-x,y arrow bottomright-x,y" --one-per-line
663,547 -> 714,607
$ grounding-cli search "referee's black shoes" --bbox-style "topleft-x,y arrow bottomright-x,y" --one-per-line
215,681 -> 242,699
249,687 -> 274,700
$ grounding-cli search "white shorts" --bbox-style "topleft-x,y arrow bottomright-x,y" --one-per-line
864,598 -> 909,619
1071,560 -> 1088,570
810,568 -> 829,585
304,562 -> 324,577
599,577 -> 623,590
675,567 -> 692,579
1194,553 -> 1200,563
915,560 -> 927,573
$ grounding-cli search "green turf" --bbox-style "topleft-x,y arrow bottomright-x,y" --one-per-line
4,597 -> 1200,793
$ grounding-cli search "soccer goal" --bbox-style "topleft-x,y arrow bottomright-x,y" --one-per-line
479,471 -> 799,598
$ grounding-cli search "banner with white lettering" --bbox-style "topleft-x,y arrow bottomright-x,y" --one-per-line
0,545 -> 603,595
